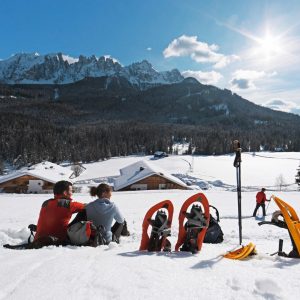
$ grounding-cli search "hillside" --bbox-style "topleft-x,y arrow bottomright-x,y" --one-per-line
1,74 -> 300,165
1,76 -> 300,127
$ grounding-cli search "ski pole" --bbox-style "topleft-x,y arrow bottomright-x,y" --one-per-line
233,140 -> 242,245
265,198 -> 271,214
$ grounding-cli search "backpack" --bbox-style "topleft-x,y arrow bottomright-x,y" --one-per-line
67,221 -> 107,247
203,205 -> 224,244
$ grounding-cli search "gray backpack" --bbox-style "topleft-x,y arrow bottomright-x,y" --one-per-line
67,221 -> 107,246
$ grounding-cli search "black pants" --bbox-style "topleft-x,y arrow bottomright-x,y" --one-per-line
69,210 -> 124,243
253,203 -> 266,217
111,222 -> 124,243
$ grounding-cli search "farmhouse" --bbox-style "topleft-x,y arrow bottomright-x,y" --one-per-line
113,160 -> 187,191
0,161 -> 73,193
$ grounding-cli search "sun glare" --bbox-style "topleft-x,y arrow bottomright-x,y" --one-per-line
256,31 -> 283,60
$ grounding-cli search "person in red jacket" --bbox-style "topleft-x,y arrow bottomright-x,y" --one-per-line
34,180 -> 85,244
252,188 -> 270,217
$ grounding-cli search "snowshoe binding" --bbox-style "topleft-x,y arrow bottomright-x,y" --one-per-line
139,200 -> 173,252
175,193 -> 210,254
258,195 -> 300,258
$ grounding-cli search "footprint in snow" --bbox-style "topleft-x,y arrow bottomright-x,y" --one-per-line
254,278 -> 281,299
227,278 -> 241,291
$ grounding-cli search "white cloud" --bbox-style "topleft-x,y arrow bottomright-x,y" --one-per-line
146,47 -> 152,51
233,69 -> 277,80
231,78 -> 253,89
230,69 -> 277,90
264,99 -> 300,115
182,70 -> 223,85
163,35 -> 239,68
213,55 -> 239,69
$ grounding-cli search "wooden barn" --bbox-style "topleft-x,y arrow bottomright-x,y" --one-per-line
113,160 -> 187,191
0,161 -> 73,194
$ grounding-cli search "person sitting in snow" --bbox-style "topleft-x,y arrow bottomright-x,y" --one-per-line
33,180 -> 85,246
86,183 -> 129,243
252,188 -> 270,217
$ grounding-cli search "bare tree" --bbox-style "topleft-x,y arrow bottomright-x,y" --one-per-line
71,164 -> 83,178
296,164 -> 300,190
275,174 -> 286,191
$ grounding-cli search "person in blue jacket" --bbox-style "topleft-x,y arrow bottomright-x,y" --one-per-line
86,183 -> 128,243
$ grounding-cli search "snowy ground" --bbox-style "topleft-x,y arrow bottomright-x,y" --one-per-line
75,152 -> 300,191
1,153 -> 300,299
1,191 -> 300,299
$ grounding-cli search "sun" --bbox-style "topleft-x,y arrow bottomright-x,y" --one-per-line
255,31 -> 283,60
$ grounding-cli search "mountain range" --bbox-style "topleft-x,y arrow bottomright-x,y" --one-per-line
1,53 -> 300,162
0,52 -> 183,89
1,74 -> 300,130
1,52 -> 300,130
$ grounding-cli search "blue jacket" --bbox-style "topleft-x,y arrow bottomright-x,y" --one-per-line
86,198 -> 124,242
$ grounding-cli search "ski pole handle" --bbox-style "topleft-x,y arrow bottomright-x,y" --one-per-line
233,140 -> 242,168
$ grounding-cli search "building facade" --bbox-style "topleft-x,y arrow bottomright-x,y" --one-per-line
113,160 -> 187,191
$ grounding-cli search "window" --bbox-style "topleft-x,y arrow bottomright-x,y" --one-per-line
159,184 -> 167,190
130,184 -> 147,190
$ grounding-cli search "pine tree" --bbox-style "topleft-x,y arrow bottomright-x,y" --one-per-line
0,158 -> 4,175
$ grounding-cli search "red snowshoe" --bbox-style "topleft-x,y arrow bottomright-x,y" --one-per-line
175,193 -> 210,254
139,200 -> 174,252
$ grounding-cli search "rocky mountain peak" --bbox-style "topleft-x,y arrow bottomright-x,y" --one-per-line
130,60 -> 154,71
0,52 -> 184,88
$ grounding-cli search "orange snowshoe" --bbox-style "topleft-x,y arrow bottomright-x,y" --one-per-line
259,195 -> 300,258
175,193 -> 210,254
139,200 -> 174,252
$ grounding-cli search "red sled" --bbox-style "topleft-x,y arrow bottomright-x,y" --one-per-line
139,200 -> 174,252
175,193 -> 210,253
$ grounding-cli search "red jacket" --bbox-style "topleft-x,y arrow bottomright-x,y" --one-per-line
35,197 -> 84,242
256,191 -> 267,204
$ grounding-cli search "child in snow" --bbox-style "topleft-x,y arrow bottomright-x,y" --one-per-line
252,188 -> 270,217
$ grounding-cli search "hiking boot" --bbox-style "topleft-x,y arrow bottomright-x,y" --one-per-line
121,220 -> 130,236
163,238 -> 171,252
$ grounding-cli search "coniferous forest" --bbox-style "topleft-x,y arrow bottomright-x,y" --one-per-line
1,77 -> 300,170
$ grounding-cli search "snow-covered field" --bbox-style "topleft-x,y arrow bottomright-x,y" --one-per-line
75,152 -> 300,190
1,153 -> 300,299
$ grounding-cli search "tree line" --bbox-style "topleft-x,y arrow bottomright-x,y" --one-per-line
1,112 -> 300,172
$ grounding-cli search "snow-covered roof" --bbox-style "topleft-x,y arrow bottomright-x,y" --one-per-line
0,161 -> 73,185
154,151 -> 167,156
114,160 -> 187,190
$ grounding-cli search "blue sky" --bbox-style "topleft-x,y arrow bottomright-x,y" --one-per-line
1,0 -> 300,113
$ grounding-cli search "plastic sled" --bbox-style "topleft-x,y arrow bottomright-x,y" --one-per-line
224,242 -> 256,260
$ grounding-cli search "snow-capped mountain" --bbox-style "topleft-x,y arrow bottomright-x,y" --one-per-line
0,52 -> 183,88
